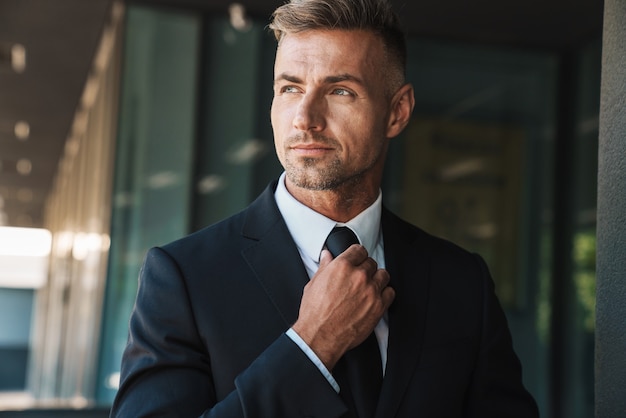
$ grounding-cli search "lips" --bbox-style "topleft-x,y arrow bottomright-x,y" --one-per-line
289,143 -> 334,156
291,143 -> 333,150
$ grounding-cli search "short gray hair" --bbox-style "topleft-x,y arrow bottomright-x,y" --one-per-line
269,0 -> 407,88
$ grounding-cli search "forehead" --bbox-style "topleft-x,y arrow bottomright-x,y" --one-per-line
274,30 -> 385,81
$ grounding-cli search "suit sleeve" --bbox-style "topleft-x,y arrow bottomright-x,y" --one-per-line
110,247 -> 348,418
465,254 -> 539,418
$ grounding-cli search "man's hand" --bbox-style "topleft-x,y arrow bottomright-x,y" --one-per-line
292,245 -> 395,370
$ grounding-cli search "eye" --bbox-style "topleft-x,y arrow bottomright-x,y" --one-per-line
332,88 -> 353,96
280,85 -> 299,94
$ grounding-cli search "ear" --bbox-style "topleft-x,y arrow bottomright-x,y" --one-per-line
386,83 -> 415,138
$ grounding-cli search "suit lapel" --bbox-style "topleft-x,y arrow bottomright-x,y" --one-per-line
239,185 -> 431,417
375,209 -> 431,418
240,182 -> 310,327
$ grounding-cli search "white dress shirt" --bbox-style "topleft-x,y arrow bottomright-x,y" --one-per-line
274,172 -> 389,392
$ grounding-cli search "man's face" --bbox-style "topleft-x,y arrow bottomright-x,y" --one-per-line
271,30 -> 395,192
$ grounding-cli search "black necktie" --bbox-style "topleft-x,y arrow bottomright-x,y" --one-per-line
326,226 -> 360,257
325,226 -> 382,418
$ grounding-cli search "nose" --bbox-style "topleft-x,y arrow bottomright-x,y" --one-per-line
293,93 -> 325,132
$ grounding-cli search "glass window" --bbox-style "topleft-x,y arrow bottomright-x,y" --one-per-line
96,6 -> 201,404
383,40 -> 559,415
0,288 -> 34,391
563,39 -> 600,418
192,17 -> 280,229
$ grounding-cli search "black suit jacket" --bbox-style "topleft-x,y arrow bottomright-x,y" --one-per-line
111,181 -> 539,417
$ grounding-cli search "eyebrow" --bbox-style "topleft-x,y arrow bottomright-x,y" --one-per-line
274,72 -> 364,86
274,73 -> 302,84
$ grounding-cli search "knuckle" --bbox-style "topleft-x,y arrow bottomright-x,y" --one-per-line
367,257 -> 378,269
353,269 -> 369,285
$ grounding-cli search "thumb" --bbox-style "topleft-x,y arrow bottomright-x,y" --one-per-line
319,249 -> 333,270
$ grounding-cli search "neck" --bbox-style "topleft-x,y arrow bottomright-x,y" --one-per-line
285,176 -> 380,222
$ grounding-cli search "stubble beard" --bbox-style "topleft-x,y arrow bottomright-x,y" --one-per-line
284,156 -> 349,191
281,133 -> 378,192
281,133 -> 349,191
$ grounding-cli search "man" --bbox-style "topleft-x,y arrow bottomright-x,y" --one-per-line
111,0 -> 539,417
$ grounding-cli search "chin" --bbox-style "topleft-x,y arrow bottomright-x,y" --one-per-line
286,172 -> 334,191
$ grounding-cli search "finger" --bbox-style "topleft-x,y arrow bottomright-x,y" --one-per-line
337,244 -> 368,264
372,268 -> 391,291
319,249 -> 333,268
381,286 -> 396,308
360,257 -> 379,276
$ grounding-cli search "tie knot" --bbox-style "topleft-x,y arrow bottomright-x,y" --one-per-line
325,226 -> 359,257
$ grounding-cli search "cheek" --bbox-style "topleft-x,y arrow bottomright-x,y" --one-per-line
344,125 -> 388,163
270,101 -> 279,130
271,100 -> 294,134
271,106 -> 286,140
271,127 -> 285,161
340,114 -> 383,144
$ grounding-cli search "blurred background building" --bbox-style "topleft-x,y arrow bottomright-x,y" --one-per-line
1,0 -> 623,416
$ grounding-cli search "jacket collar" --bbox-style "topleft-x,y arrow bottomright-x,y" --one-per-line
375,208 -> 431,418
241,182 -> 431,417
240,181 -> 309,326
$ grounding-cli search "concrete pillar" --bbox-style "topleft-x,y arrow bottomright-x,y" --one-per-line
595,0 -> 626,416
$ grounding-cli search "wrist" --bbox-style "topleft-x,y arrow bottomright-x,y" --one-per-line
292,321 -> 347,371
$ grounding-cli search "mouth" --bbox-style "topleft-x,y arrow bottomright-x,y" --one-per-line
289,143 -> 334,156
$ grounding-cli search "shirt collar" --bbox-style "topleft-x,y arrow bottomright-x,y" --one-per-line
274,172 -> 382,263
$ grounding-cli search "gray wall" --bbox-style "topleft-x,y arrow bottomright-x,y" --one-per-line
595,0 -> 626,416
